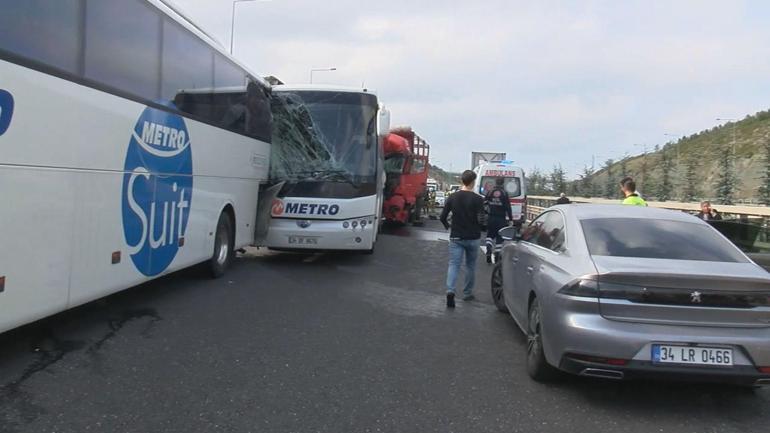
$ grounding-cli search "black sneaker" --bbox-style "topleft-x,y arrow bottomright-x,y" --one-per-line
463,294 -> 475,302
446,293 -> 455,308
486,254 -> 492,264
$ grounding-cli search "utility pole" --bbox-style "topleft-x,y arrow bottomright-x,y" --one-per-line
309,67 -> 337,84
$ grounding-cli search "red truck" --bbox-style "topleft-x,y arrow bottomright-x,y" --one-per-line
382,127 -> 430,225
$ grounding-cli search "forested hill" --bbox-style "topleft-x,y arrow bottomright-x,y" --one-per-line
564,109 -> 770,203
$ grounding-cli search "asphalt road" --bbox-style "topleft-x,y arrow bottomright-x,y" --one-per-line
1,219 -> 768,433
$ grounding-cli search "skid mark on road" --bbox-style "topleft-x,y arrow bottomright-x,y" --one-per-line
353,281 -> 497,320
86,308 -> 161,354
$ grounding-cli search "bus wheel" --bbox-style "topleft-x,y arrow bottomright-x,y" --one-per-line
209,212 -> 234,278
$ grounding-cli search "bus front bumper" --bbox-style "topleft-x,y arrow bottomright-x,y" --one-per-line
264,217 -> 376,250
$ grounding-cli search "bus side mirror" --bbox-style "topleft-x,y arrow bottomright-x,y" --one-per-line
499,226 -> 519,241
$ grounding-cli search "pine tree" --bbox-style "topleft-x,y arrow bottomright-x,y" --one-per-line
549,164 -> 567,194
603,159 -> 615,199
714,146 -> 738,205
656,151 -> 674,202
758,135 -> 770,204
528,167 -> 547,195
579,165 -> 595,197
619,157 -> 628,180
681,156 -> 699,202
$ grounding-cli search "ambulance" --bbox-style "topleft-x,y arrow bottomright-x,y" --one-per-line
473,161 -> 527,227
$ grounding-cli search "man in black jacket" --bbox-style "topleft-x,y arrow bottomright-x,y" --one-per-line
440,170 -> 484,308
484,177 -> 513,264
696,200 -> 722,221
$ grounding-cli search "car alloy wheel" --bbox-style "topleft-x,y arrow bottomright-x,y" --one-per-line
491,263 -> 508,313
527,297 -> 558,381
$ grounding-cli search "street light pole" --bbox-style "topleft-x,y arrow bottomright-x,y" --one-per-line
231,0 -> 265,55
309,67 -> 337,84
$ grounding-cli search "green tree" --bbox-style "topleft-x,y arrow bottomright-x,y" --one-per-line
681,156 -> 699,202
603,159 -> 615,199
528,167 -> 547,195
579,165 -> 595,197
714,146 -> 738,205
758,135 -> 770,204
619,157 -> 628,181
549,164 -> 567,194
655,151 -> 674,201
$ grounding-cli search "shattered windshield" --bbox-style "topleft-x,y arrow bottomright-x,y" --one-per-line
270,90 -> 378,185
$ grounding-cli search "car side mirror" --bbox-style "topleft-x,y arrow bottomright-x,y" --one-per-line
499,226 -> 519,241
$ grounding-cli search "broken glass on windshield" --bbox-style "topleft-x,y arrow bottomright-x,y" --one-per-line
269,90 -> 378,186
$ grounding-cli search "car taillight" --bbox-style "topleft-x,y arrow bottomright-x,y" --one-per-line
759,367 -> 770,374
558,279 -> 599,297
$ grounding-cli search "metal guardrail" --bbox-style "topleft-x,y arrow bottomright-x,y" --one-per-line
527,195 -> 770,222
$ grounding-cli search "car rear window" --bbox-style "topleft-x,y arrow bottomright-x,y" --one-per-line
581,218 -> 749,262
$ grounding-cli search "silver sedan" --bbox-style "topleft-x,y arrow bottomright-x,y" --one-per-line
491,204 -> 770,386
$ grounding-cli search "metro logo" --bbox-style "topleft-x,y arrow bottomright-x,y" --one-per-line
140,121 -> 187,151
276,202 -> 340,216
271,199 -> 284,216
122,107 -> 193,277
131,119 -> 190,158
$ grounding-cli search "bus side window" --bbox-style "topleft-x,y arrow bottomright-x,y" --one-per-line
84,0 -> 162,101
160,18 -> 214,120
0,0 -> 81,74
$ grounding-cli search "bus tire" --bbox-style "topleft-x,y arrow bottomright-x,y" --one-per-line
209,211 -> 234,278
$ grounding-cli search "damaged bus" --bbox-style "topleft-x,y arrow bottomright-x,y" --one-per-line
264,85 -> 385,253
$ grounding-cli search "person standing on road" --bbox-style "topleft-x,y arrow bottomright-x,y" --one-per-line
440,170 -> 485,308
620,178 -> 647,206
484,177 -> 513,264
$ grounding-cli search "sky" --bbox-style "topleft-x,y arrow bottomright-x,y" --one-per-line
173,0 -> 770,178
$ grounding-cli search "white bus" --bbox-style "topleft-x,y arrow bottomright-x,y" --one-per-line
265,85 -> 384,253
0,0 -> 272,333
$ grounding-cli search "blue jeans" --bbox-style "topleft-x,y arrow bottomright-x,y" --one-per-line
446,239 -> 480,296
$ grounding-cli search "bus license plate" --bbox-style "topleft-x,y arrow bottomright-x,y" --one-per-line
652,345 -> 733,366
288,236 -> 318,245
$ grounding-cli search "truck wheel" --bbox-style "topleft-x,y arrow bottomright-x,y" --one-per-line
209,212 -> 234,278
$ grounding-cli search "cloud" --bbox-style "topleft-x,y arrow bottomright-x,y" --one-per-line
174,0 -> 770,177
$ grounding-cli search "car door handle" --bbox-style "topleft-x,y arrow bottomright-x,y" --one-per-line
512,257 -> 519,263
526,266 -> 534,274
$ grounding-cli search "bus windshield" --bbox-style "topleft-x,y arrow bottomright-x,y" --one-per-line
270,90 -> 378,186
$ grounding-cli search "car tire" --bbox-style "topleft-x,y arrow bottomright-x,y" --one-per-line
490,263 -> 508,313
527,297 -> 559,382
209,212 -> 234,278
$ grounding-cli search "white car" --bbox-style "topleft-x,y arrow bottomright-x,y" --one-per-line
435,191 -> 446,207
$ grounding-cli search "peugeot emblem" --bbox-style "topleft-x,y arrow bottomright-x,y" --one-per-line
297,220 -> 311,229
690,291 -> 702,303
